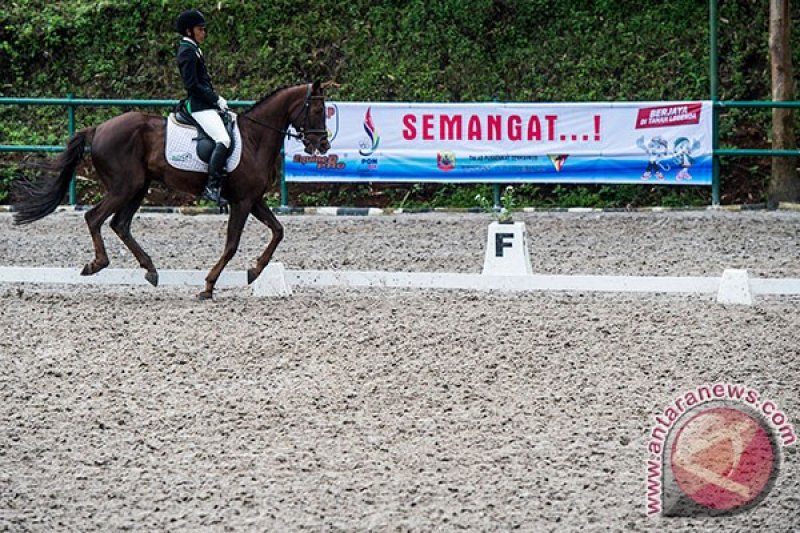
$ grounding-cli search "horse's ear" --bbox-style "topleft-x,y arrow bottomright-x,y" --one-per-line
321,80 -> 340,90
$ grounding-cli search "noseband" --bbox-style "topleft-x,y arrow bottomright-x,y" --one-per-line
290,84 -> 328,148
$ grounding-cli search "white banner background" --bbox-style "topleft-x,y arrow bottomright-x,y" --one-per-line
285,101 -> 713,184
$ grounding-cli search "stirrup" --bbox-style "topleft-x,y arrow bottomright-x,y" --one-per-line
201,185 -> 228,207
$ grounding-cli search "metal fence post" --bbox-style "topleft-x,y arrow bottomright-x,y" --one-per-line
280,146 -> 288,208
710,0 -> 721,206
67,92 -> 77,205
491,96 -> 502,210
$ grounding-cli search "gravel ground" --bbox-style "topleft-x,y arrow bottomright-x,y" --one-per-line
0,210 -> 798,531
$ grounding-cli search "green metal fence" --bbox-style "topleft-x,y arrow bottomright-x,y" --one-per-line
707,0 -> 799,205
0,95 -> 258,205
3,94 -> 797,207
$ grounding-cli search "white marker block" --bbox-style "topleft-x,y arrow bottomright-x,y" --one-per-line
251,262 -> 292,297
716,269 -> 752,305
482,221 -> 533,276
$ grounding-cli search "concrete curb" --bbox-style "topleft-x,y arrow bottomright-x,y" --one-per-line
2,265 -> 798,305
1,203 -> 799,216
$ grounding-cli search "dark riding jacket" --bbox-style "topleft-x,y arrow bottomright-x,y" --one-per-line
176,37 -> 219,113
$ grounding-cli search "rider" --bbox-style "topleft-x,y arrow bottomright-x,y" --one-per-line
175,8 -> 230,205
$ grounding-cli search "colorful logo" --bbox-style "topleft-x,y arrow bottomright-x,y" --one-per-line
358,107 -> 380,156
325,104 -> 340,143
548,154 -> 568,172
437,151 -> 456,172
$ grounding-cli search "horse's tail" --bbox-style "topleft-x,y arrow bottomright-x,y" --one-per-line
12,127 -> 95,225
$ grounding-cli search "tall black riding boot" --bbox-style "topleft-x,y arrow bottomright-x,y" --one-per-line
202,142 -> 228,206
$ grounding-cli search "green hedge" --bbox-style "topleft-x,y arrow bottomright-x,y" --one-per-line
1,1 -> 797,206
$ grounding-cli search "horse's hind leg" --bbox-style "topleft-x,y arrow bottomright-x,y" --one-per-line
247,200 -> 283,284
81,193 -> 130,276
110,186 -> 159,286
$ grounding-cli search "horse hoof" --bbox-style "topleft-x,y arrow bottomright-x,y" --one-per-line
197,290 -> 213,301
81,261 -> 108,276
145,271 -> 159,287
247,268 -> 259,285
81,263 -> 101,276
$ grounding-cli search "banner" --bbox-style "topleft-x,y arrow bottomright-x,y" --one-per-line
285,101 -> 713,185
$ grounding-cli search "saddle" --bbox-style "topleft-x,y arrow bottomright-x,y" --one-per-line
174,100 -> 236,164
165,102 -> 243,173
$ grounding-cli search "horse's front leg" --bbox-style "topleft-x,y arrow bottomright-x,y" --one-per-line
247,200 -> 284,284
199,200 -> 252,300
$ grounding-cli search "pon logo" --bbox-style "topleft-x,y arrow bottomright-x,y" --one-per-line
358,107 -> 380,156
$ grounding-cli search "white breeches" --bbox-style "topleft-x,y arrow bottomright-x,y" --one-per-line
192,110 -> 231,148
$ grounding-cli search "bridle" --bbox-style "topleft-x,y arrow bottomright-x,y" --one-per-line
239,83 -> 328,152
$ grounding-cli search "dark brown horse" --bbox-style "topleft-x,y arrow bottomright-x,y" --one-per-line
13,81 -> 330,299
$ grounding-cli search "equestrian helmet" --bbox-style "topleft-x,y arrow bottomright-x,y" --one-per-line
175,9 -> 206,35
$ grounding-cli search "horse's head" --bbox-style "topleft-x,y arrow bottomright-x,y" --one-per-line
288,81 -> 330,155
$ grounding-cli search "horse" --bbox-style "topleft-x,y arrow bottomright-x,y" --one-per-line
12,81 -> 330,299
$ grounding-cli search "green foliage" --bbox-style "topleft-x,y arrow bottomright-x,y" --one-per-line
475,185 -> 515,222
0,163 -> 15,203
549,185 -> 602,208
1,0 -> 797,207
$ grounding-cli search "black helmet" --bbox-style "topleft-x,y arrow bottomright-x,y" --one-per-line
175,9 -> 206,35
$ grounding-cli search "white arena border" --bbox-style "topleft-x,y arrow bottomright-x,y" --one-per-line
1,265 -> 799,305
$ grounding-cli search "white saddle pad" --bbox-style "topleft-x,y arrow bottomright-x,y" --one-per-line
165,112 -> 243,173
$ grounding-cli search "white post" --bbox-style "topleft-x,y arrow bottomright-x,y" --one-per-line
251,263 -> 292,297
716,269 -> 753,305
482,221 -> 533,276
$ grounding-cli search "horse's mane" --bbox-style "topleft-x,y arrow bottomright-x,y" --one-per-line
243,84 -> 297,115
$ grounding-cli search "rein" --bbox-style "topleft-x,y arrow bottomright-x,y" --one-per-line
239,113 -> 302,140
239,84 -> 326,143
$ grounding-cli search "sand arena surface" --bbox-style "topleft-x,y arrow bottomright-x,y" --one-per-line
0,210 -> 798,531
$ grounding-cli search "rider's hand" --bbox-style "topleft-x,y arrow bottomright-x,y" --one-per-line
217,96 -> 228,112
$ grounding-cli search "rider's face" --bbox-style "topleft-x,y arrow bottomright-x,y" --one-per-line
191,25 -> 207,44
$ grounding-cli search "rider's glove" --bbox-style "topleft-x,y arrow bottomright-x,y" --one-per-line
216,96 -> 228,112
